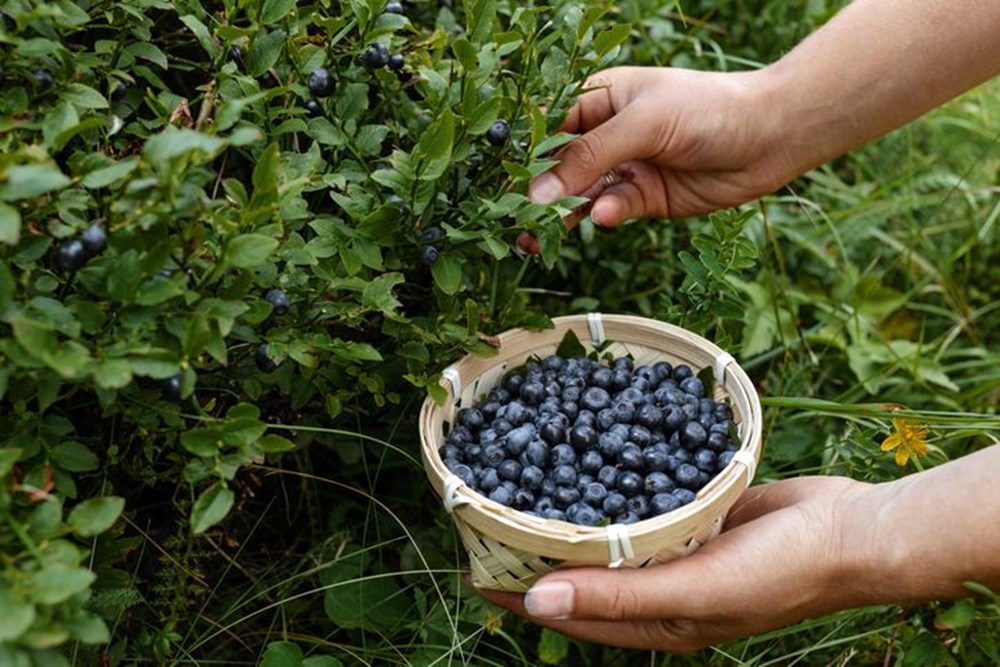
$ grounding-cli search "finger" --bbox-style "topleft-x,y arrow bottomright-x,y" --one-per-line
589,162 -> 670,226
516,230 -> 541,254
529,108 -> 660,206
559,72 -> 619,135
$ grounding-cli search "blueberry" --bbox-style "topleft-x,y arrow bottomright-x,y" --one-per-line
612,356 -> 633,371
581,481 -> 608,508
502,372 -> 524,394
503,423 -> 534,455
553,485 -> 581,509
626,494 -> 650,518
596,408 -> 617,431
457,408 -> 484,431
714,403 -> 734,422
497,459 -> 522,482
56,239 -> 88,272
672,364 -> 694,382
549,443 -> 576,467
597,431 -> 625,459
541,508 -> 567,521
716,449 -> 737,472
693,448 -> 717,473
679,376 -> 705,398
384,0 -> 404,13
572,504 -> 602,527
229,45 -> 244,62
617,443 -> 644,471
675,463 -> 702,490
533,496 -> 555,513
512,487 -> 535,510
419,225 -> 443,245
652,361 -> 673,381
551,464 -> 577,487
161,373 -> 183,402
610,400 -> 636,424
706,431 -> 731,453
111,81 -> 128,101
642,446 -> 670,472
644,471 -> 675,496
361,43 -> 390,68
671,488 -> 697,506
304,99 -> 323,116
486,119 -> 510,147
421,245 -> 440,265
500,400 -> 528,426
34,70 -> 55,92
256,343 -> 278,372
596,464 -> 618,490
650,493 -> 682,516
439,444 -> 461,462
610,368 -> 631,392
263,288 -> 290,316
524,439 -> 549,467
680,421 -> 708,449
588,366 -> 613,390
562,385 -> 582,403
602,492 -> 627,517
488,485 -> 513,506
635,404 -> 663,430
307,67 -> 335,97
481,444 -> 505,467
560,400 -> 579,421
541,354 -> 565,372
614,511 -> 641,525
539,420 -> 566,448
387,53 -> 405,71
579,449 -> 603,474
663,406 -> 685,433
616,470 -> 643,498
478,467 -> 500,492
628,425 -> 653,448
540,477 -> 557,498
575,473 -> 595,491
520,464 -> 544,490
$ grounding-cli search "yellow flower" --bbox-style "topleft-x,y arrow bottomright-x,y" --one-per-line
880,418 -> 929,466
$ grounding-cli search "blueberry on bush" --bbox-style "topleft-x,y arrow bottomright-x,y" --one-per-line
388,53 -> 405,71
421,245 -> 439,265
360,43 -> 390,69
81,222 -> 107,257
307,68 -> 334,97
256,344 -> 278,373
34,70 -> 54,92
383,1 -> 404,14
263,288 -> 290,316
55,240 -> 88,272
161,373 -> 183,402
486,119 -> 510,147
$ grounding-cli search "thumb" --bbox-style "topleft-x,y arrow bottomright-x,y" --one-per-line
528,108 -> 658,205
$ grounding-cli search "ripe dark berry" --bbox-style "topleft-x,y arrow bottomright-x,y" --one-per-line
421,245 -> 439,265
307,68 -> 335,97
519,380 -> 545,406
304,99 -> 323,116
675,463 -> 702,490
35,70 -> 55,92
672,364 -> 694,382
579,449 -> 603,474
581,482 -> 608,508
56,239 -> 88,272
263,288 -> 290,316
693,448 -> 717,473
512,488 -> 535,511
387,53 -> 405,71
717,449 -> 736,472
553,485 -> 580,509
384,1 -> 404,14
458,408 -> 485,431
650,493 -> 682,516
680,421 -> 708,449
111,81 -> 128,101
418,226 -> 443,245
161,373 -> 183,402
626,494 -> 650,518
497,459 -> 522,482
617,443 -> 644,471
580,387 -> 611,412
672,488 -> 697,506
571,504 -> 602,527
549,444 -> 576,467
520,465 -> 544,490
478,467 -> 500,492
551,464 -> 577,487
602,492 -> 627,517
644,471 -> 674,496
616,470 -> 643,498
597,464 -> 618,490
361,43 -> 390,68
81,222 -> 107,257
524,439 -> 549,467
488,485 -> 513,506
256,343 -> 278,373
486,119 -> 510,147
680,376 -> 706,397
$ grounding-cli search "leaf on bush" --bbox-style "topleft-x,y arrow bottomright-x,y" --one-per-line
179,15 -> 218,58
361,273 -> 404,316
135,277 -> 184,306
191,483 -> 235,534
68,496 -> 125,537
82,158 -> 139,189
28,565 -> 96,605
261,641 -> 303,667
0,590 -> 35,642
0,448 -> 22,478
121,42 -> 168,69
934,599 -> 976,630
144,128 -> 227,163
537,628 -> 569,665
62,610 -> 110,644
0,202 -> 20,246
260,0 -> 297,25
94,358 -> 133,390
51,442 -> 99,472
61,83 -> 109,109
225,234 -> 279,268
181,428 -> 225,457
430,254 -> 463,295
416,110 -> 454,181
0,164 -> 71,201
593,24 -> 632,57
248,29 -> 285,77
258,435 -> 295,453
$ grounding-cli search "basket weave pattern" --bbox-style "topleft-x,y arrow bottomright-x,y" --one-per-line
419,314 -> 763,592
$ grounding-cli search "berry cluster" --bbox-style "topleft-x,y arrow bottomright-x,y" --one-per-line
441,354 -> 740,527
55,222 -> 107,272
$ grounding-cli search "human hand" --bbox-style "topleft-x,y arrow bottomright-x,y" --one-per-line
517,66 -> 794,253
474,476 -> 879,652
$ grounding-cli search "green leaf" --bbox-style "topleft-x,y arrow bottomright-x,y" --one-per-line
61,83 -> 109,109
258,434 -> 295,453
68,496 -> 125,537
903,631 -> 945,666
82,158 -> 139,189
261,641 -> 303,667
181,428 -> 225,457
225,234 -> 279,268
144,128 -> 227,163
135,277 -> 184,305
50,442 -> 99,472
248,29 -> 285,77
934,599 -> 976,630
191,483 -> 234,534
430,254 -> 462,295
180,15 -> 218,58
416,109 -> 454,181
0,202 -> 21,245
555,328 -> 586,359
28,565 -> 96,605
94,359 -> 133,390
0,448 -> 22,477
537,628 -> 570,665
63,611 -> 110,644
0,590 -> 35,642
593,23 -> 632,57
260,0 -> 297,25
0,164 -> 71,201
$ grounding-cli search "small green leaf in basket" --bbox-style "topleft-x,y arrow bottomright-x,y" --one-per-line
554,328 -> 587,359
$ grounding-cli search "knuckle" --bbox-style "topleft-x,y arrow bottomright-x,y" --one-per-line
603,582 -> 644,621
566,134 -> 605,177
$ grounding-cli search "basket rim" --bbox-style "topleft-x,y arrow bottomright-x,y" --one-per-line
419,313 -> 764,563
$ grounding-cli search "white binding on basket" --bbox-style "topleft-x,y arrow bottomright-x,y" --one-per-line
606,523 -> 635,568
714,351 -> 735,385
730,449 -> 757,483
441,367 -> 462,401
442,474 -> 471,513
587,312 -> 606,345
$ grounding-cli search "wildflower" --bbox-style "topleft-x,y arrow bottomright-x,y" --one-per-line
880,418 -> 929,466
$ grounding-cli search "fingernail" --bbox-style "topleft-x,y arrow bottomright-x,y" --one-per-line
529,172 -> 566,205
524,580 -> 574,619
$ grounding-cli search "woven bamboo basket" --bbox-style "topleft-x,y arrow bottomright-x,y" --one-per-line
419,313 -> 763,592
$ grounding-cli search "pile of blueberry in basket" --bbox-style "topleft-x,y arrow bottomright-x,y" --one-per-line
441,354 -> 741,527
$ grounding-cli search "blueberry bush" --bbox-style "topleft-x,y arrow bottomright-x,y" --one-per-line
2,0 -> 999,664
